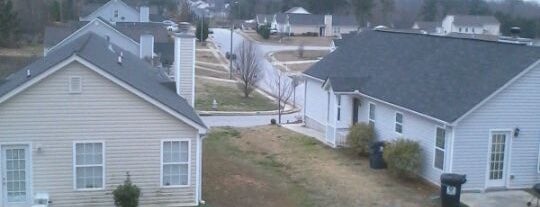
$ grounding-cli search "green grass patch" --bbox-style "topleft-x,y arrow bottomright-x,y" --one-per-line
195,78 -> 276,111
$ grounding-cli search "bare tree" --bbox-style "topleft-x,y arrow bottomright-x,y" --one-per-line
269,69 -> 294,124
235,40 -> 263,98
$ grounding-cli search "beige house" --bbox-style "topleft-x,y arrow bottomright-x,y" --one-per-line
0,32 -> 206,206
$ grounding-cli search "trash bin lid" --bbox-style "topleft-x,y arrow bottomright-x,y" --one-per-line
440,173 -> 467,185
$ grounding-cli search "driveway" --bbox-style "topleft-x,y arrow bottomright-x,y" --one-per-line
210,28 -> 331,109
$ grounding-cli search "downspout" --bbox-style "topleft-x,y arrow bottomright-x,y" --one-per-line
197,133 -> 207,205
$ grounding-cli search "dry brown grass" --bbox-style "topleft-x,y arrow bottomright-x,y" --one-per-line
273,50 -> 329,62
286,63 -> 315,72
203,126 -> 440,207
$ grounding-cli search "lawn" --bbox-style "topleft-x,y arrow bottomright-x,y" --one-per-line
286,63 -> 315,72
0,45 -> 43,79
273,50 -> 330,62
203,126 -> 440,207
195,77 -> 276,111
243,31 -> 333,47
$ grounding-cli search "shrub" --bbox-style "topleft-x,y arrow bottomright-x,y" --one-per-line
383,139 -> 422,179
257,24 -> 271,39
270,118 -> 277,125
346,123 -> 375,156
113,172 -> 141,207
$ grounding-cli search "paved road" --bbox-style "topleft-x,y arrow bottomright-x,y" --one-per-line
210,28 -> 330,108
202,113 -> 300,127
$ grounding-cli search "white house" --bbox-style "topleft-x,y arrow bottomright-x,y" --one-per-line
0,31 -> 206,206
441,15 -> 500,36
256,8 -> 357,37
80,0 -> 150,23
303,30 -> 540,191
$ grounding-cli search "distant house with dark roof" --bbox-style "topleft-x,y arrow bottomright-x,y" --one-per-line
256,8 -> 357,37
442,15 -> 500,35
0,32 -> 206,206
80,0 -> 151,23
44,18 -> 175,68
285,7 -> 311,14
303,30 -> 540,191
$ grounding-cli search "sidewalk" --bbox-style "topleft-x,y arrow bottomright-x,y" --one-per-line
282,123 -> 326,145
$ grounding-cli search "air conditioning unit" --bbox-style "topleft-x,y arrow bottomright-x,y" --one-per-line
32,193 -> 50,207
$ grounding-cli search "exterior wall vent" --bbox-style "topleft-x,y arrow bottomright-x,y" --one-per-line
69,76 -> 82,94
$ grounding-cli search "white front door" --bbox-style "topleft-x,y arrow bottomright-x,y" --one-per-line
486,132 -> 510,188
1,145 -> 31,207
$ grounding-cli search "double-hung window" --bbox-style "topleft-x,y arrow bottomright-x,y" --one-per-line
395,112 -> 403,134
434,127 -> 446,170
368,103 -> 376,126
114,10 -> 119,18
74,142 -> 104,190
162,140 -> 190,187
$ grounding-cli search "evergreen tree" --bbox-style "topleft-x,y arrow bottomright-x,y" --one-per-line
0,0 -> 19,47
196,18 -> 209,42
351,0 -> 375,27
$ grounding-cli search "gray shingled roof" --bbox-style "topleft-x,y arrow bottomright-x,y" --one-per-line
44,20 -> 174,64
0,33 -> 205,128
452,15 -> 500,26
305,30 -> 540,123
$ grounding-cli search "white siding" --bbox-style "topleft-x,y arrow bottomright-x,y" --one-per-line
453,63 -> 540,191
353,95 -> 451,185
80,0 -> 140,22
0,62 -> 199,206
304,78 -> 327,132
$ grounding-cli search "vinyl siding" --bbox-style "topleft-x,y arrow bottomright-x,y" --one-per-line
0,62 -> 199,206
353,95 -> 451,185
304,78 -> 327,132
453,63 -> 540,191
80,1 -> 140,22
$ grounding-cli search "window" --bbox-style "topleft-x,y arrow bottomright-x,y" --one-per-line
333,27 -> 340,34
395,112 -> 403,134
162,140 -> 190,187
459,27 -> 462,32
69,76 -> 82,93
368,103 -> 375,126
472,28 -> 475,33
465,27 -> 468,33
434,127 -> 446,170
74,142 -> 104,190
336,95 -> 341,121
114,10 -> 119,18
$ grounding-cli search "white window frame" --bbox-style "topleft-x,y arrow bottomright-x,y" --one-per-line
434,127 -> 446,171
395,112 -> 403,134
160,139 -> 191,188
114,10 -> 119,18
73,141 -> 105,191
368,102 -> 376,126
537,143 -> 540,173
69,76 -> 82,94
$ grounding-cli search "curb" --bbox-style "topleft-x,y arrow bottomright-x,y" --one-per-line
198,107 -> 301,116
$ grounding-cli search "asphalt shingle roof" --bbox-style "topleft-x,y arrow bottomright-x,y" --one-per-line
0,33 -> 205,128
305,30 -> 540,123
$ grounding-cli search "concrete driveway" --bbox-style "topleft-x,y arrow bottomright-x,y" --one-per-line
461,190 -> 535,207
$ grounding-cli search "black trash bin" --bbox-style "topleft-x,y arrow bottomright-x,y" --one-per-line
440,173 -> 467,207
369,141 -> 386,169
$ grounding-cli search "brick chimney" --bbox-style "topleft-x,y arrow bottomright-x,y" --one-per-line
173,23 -> 196,106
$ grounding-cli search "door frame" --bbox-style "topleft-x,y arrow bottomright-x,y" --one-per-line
484,130 -> 512,189
0,142 -> 33,207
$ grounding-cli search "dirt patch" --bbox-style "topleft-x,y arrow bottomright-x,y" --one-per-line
203,126 -> 440,207
0,45 -> 43,79
273,50 -> 329,62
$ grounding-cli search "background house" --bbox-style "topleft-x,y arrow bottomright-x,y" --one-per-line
303,30 -> 540,191
256,9 -> 358,37
441,15 -> 500,35
80,0 -> 151,23
0,32 -> 206,206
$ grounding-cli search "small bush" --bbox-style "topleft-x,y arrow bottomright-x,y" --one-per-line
258,24 -> 271,39
270,118 -> 277,125
113,172 -> 141,207
346,123 -> 375,156
383,139 -> 422,179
